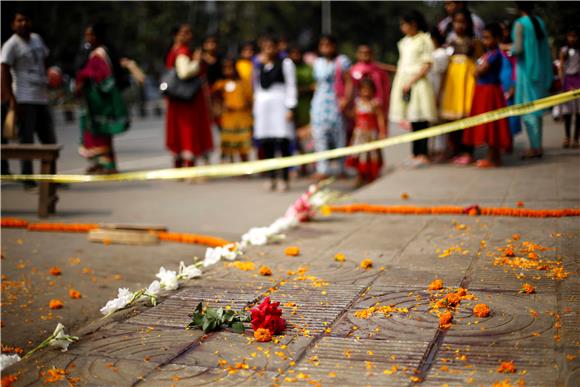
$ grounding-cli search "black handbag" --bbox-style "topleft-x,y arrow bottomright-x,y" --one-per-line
159,69 -> 203,101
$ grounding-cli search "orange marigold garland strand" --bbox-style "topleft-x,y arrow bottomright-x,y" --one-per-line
327,204 -> 580,218
1,218 -> 231,247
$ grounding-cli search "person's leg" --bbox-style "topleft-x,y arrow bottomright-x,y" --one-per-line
522,113 -> 543,156
35,105 -> 57,144
261,138 -> 276,182
279,138 -> 291,182
333,123 -> 346,176
411,121 -> 429,157
17,104 -> 37,180
312,126 -> 330,177
563,114 -> 572,147
574,113 -> 580,146
1,102 -> 10,175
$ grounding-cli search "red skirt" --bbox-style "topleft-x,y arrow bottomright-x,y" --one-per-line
165,87 -> 213,157
463,84 -> 512,151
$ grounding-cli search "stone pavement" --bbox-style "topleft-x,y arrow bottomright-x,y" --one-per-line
3,119 -> 580,386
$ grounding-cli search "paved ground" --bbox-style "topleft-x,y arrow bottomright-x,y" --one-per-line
2,113 -> 579,386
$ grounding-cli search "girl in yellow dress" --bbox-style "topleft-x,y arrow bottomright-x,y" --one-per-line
212,59 -> 253,162
440,8 -> 484,164
389,10 -> 437,166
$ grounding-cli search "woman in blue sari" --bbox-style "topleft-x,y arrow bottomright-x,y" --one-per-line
511,1 -> 552,159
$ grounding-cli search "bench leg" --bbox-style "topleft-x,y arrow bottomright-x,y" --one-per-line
38,160 -> 58,217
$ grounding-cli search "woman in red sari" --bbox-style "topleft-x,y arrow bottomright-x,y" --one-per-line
165,24 -> 213,168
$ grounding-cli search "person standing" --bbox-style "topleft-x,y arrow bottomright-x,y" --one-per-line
389,10 -> 437,167
438,1 -> 485,39
75,23 -> 130,174
253,37 -> 297,192
164,24 -> 213,168
1,11 -> 55,189
310,35 -> 351,180
558,28 -> 579,149
511,1 -> 553,159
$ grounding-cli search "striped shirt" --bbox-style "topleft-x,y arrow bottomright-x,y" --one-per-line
0,33 -> 49,104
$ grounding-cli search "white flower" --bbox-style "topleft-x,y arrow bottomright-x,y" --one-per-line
241,227 -> 269,246
0,354 -> 21,371
221,244 -> 238,261
156,267 -> 179,290
204,247 -> 223,267
145,280 -> 161,296
178,261 -> 202,279
48,323 -> 78,352
269,216 -> 298,234
100,288 -> 134,315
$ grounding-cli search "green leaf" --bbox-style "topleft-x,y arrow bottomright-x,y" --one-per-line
205,308 -> 219,320
231,322 -> 245,334
202,319 -> 212,332
195,302 -> 204,314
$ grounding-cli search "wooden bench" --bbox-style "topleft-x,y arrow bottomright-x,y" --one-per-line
1,144 -> 63,217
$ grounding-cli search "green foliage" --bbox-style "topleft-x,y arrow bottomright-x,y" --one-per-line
186,302 -> 250,334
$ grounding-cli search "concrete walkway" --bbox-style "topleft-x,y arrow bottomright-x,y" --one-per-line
3,119 -> 579,386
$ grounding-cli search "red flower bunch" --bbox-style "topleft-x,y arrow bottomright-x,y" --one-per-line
251,297 -> 286,334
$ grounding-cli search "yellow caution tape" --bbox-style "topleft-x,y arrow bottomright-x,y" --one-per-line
2,89 -> 579,184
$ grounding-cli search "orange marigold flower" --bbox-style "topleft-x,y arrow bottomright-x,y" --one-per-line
259,266 -> 272,276
360,259 -> 373,269
439,311 -> 453,329
428,279 -> 444,291
254,328 -> 273,342
512,233 -> 521,241
473,303 -> 491,318
516,201 -> 525,208
456,287 -> 467,297
527,252 -> 538,260
43,368 -> 67,383
48,299 -> 64,309
445,293 -> 461,307
68,289 -> 82,299
334,253 -> 346,262
1,374 -> 18,387
521,283 -> 535,294
49,267 -> 62,276
401,193 -> 410,200
284,246 -> 300,256
504,247 -> 515,257
497,361 -> 517,373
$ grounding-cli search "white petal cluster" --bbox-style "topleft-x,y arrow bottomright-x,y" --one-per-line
48,323 -> 78,352
178,261 -> 202,279
0,354 -> 21,371
145,280 -> 161,296
100,288 -> 134,315
156,267 -> 179,290
203,244 -> 240,267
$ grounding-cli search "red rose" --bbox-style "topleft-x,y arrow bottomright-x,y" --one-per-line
251,297 -> 286,334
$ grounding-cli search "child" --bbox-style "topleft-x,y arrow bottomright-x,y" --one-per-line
559,28 -> 579,148
347,78 -> 386,186
212,59 -> 253,162
440,8 -> 483,165
427,27 -> 449,160
389,10 -> 437,167
498,21 -> 521,138
253,36 -> 297,192
462,23 -> 512,168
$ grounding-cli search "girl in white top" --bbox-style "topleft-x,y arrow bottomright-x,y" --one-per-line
253,37 -> 297,192
428,27 -> 450,157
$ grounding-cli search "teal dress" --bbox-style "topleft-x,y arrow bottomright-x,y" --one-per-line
511,15 -> 552,149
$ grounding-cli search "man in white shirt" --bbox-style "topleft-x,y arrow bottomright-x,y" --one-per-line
438,1 -> 485,39
1,11 -> 56,189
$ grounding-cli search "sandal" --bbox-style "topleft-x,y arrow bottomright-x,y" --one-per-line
520,150 -> 543,160
453,154 -> 473,166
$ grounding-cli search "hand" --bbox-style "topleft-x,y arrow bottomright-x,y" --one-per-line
402,83 -> 412,94
338,98 -> 348,111
286,110 -> 294,122
8,95 -> 16,109
192,49 -> 202,62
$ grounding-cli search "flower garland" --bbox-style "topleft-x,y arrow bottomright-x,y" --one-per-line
327,204 -> 580,218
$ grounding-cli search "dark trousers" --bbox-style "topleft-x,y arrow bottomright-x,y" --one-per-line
261,138 -> 291,181
1,102 -> 9,174
564,113 -> 579,141
411,121 -> 429,157
449,129 -> 474,156
17,104 -> 56,175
